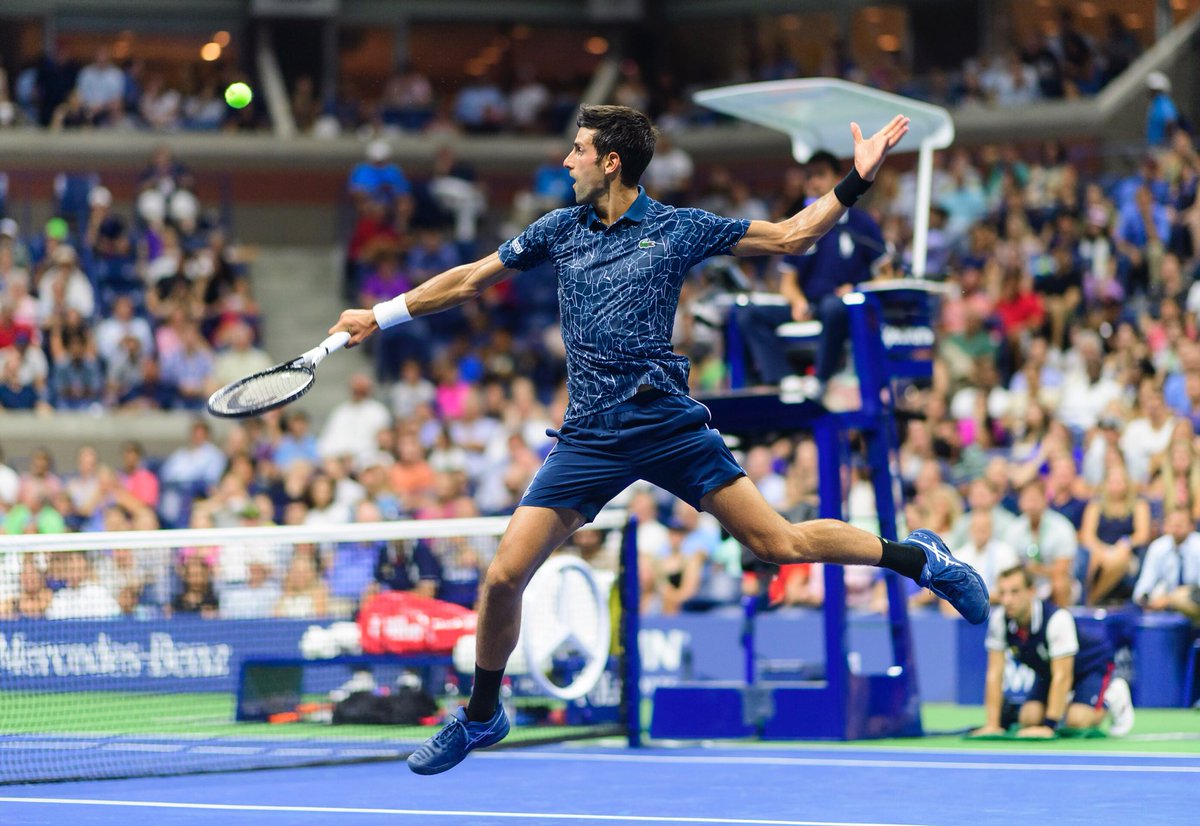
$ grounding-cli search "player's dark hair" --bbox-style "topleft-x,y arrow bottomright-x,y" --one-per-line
807,150 -> 842,176
576,105 -> 658,186
999,564 -> 1034,587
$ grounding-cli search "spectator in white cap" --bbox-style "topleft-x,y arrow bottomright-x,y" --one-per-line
0,221 -> 31,286
1145,71 -> 1178,147
0,218 -> 30,270
348,139 -> 413,223
36,245 -> 95,325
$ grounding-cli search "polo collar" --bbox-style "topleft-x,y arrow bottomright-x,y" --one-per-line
580,186 -> 649,228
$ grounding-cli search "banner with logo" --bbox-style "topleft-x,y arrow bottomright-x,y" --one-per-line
0,617 -> 311,693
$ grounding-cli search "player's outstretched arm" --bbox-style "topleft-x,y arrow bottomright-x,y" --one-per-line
733,114 -> 909,257
329,252 -> 516,347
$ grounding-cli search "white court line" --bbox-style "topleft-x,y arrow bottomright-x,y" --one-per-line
0,798 -> 924,826
479,751 -> 1200,774
583,737 -> 1200,761
99,743 -> 184,753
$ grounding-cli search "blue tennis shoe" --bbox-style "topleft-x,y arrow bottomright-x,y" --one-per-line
904,529 -> 990,625
407,705 -> 510,775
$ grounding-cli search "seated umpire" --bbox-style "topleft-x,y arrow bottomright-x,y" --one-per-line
732,150 -> 884,396
973,565 -> 1135,738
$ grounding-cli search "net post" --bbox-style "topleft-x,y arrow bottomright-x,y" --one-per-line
619,515 -> 642,748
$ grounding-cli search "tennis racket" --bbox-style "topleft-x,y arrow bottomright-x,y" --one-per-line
206,331 -> 351,419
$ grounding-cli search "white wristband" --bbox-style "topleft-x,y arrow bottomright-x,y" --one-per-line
373,294 -> 412,329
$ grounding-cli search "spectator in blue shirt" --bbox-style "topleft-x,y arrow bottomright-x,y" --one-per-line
273,411 -> 320,471
49,325 -> 103,410
1116,183 -> 1171,296
453,73 -> 508,134
160,419 -> 227,494
1133,506 -> 1200,622
531,158 -> 575,206
0,349 -> 38,410
348,139 -> 413,224
374,537 -> 441,598
1145,71 -> 1179,148
161,323 -> 213,410
324,500 -> 393,609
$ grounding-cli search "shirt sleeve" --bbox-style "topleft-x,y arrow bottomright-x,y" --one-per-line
985,608 -> 1007,651
498,210 -> 561,271
674,208 -> 751,269
1045,608 -> 1080,660
855,211 -> 887,267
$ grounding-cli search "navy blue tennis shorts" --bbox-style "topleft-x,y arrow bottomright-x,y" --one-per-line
520,389 -> 745,522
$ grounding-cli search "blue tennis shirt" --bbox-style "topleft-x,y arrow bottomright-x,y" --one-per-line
498,187 -> 750,420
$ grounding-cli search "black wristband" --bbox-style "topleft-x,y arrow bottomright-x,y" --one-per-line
1042,717 -> 1060,731
833,168 -> 873,207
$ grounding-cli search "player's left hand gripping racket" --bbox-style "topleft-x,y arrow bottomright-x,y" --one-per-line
207,331 -> 350,418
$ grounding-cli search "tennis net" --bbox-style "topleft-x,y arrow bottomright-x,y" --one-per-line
0,511 -> 638,783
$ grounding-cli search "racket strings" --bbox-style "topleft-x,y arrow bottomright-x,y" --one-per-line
210,366 -> 312,415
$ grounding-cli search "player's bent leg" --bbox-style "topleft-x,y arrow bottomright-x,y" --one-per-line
407,505 -> 584,776
701,476 -> 889,566
475,506 -> 586,670
701,476 -> 989,623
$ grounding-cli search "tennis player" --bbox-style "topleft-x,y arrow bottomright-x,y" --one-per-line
330,105 -> 989,775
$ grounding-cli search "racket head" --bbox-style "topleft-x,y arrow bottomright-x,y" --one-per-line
206,360 -> 316,419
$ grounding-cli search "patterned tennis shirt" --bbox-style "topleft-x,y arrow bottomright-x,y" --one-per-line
498,186 -> 750,421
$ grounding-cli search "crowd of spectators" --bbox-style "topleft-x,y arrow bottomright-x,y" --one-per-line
3,47 -> 262,132
861,9 -> 1146,110
295,10 -> 1151,140
0,6 -> 1158,138
0,146 -> 263,413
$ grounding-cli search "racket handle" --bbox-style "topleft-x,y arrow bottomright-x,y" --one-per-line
301,331 -> 351,366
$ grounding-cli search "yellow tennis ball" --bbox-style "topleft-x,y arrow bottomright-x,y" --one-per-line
225,82 -> 253,109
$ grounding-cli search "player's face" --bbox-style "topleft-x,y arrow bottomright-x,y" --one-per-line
565,128 -> 607,204
997,574 -> 1033,623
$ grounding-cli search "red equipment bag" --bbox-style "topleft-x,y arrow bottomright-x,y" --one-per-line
358,591 -> 477,655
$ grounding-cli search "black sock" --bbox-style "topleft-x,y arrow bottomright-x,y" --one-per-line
877,537 -> 925,582
466,665 -> 505,722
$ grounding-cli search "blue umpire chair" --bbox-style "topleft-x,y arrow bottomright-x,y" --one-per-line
651,280 -> 945,740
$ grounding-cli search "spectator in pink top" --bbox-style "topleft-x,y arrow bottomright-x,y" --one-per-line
119,441 -> 160,508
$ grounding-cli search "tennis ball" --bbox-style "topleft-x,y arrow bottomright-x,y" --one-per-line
224,82 -> 253,109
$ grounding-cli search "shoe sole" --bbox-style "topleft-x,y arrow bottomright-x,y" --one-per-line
408,758 -> 460,776
407,726 -> 509,775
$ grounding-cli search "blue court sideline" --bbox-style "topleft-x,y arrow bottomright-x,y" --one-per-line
2,744 -> 1196,825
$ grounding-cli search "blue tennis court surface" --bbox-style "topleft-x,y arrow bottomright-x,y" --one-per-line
2,743 -> 1197,825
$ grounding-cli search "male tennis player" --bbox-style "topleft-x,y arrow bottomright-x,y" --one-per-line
330,105 -> 989,775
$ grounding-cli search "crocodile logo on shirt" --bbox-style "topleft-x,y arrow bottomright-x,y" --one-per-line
638,239 -> 656,249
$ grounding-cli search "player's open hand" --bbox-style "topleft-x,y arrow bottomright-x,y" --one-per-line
330,308 -> 379,349
851,114 -> 910,182
1016,725 -> 1056,739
